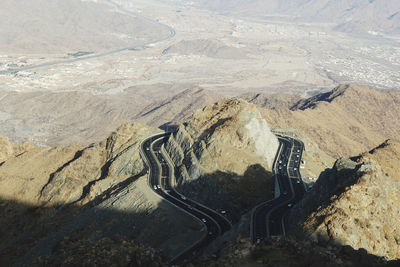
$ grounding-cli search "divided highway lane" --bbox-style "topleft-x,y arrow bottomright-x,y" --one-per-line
268,137 -> 296,236
277,135 -> 306,201
252,141 -> 285,243
140,133 -> 231,264
251,135 -> 306,242
154,138 -> 232,234
269,137 -> 306,236
280,137 -> 306,228
287,138 -> 306,200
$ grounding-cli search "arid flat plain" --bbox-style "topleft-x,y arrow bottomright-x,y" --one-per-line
0,0 -> 399,145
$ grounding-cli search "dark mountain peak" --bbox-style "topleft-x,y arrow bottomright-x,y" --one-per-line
290,84 -> 374,110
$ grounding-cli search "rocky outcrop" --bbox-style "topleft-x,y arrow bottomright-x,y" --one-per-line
288,140 -> 400,260
165,98 -> 279,221
194,236 -> 397,267
0,123 -> 158,207
36,123 -> 156,206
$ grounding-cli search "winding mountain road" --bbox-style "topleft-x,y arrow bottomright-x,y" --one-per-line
251,135 -> 306,243
139,132 -> 232,264
0,0 -> 176,75
141,131 -> 306,262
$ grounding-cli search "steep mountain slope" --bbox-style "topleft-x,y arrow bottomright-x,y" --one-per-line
0,123 -> 202,266
260,84 -> 400,158
165,98 -> 279,221
196,236 -> 398,267
288,140 -> 400,260
1,89 -> 399,265
335,0 -> 400,34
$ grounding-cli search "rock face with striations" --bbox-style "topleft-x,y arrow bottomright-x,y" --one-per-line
288,140 -> 400,260
165,98 -> 279,220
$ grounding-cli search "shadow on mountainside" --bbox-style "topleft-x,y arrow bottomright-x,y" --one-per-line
0,178 -> 203,266
0,198 -> 171,267
245,236 -> 400,267
175,164 -> 275,223
288,159 -> 363,226
285,158 -> 400,265
0,163 -> 273,266
1,161 -> 400,266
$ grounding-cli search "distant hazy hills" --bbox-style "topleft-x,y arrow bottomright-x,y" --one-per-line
0,0 -> 167,54
183,0 -> 400,34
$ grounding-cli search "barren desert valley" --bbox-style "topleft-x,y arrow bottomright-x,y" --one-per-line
0,0 -> 400,266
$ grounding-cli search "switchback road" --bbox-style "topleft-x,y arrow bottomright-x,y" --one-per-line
140,132 -> 231,264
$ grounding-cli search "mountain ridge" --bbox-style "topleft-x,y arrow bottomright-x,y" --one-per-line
182,0 -> 400,34
288,139 -> 400,260
165,98 -> 279,221
0,88 -> 399,264
260,84 -> 400,158
134,87 -> 222,128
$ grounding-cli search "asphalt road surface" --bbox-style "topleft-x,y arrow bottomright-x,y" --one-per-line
140,132 -> 231,264
251,135 -> 306,243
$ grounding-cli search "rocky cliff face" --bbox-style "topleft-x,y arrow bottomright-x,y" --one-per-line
165,98 -> 279,221
288,140 -> 400,260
